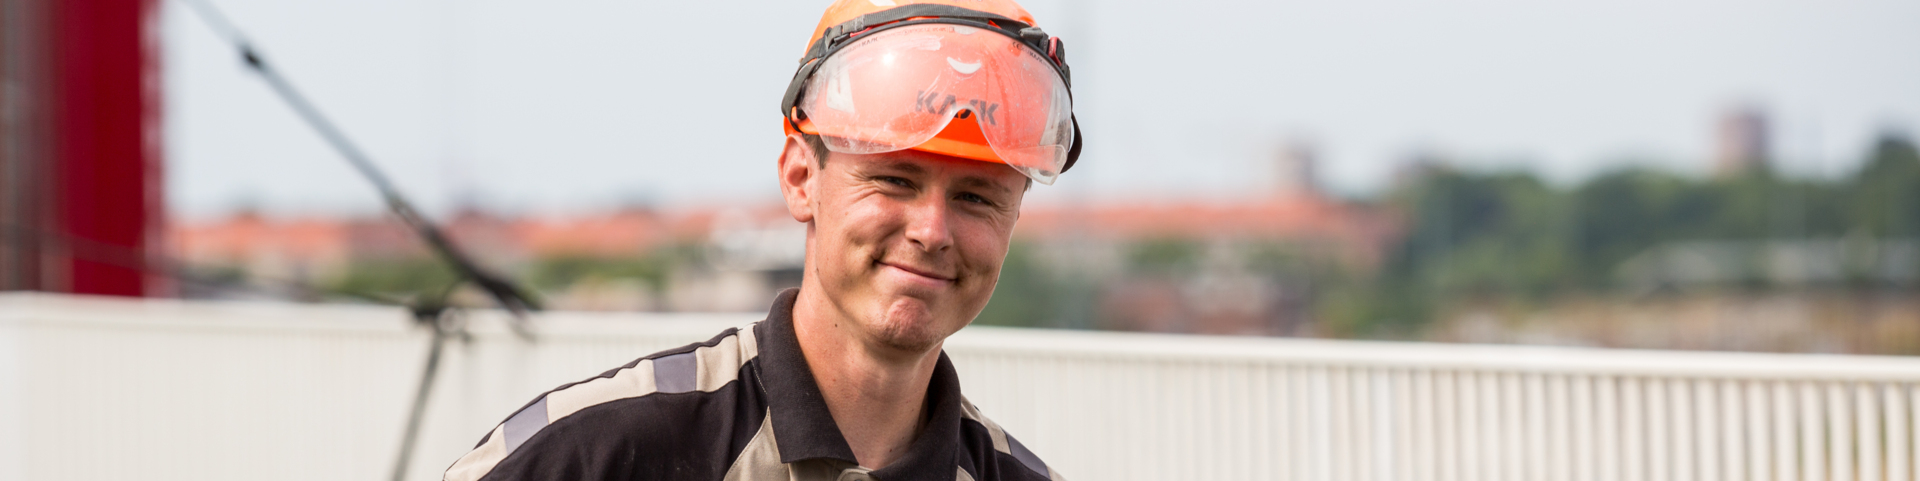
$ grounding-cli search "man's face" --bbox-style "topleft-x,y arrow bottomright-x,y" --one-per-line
787,145 -> 1027,354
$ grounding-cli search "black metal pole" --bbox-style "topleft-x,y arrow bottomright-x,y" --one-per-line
391,309 -> 451,481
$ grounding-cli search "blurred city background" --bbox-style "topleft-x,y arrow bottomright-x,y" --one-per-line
124,0 -> 1920,354
5,0 -> 1920,479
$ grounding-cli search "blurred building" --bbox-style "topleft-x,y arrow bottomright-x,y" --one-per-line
1714,104 -> 1771,177
0,0 -> 163,297
173,211 -> 356,283
1273,139 -> 1319,199
1387,148 -> 1446,192
1018,196 -> 1395,273
173,209 -> 679,283
171,205 -> 805,311
173,188 -> 1399,325
1615,238 -> 1919,292
1016,186 -> 1399,336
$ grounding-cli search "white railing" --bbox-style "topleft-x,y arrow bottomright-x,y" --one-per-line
4,292 -> 1920,481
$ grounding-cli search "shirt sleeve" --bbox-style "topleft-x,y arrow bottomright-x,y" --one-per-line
443,397 -> 641,481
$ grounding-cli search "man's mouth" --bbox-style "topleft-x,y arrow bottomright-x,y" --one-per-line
878,261 -> 956,284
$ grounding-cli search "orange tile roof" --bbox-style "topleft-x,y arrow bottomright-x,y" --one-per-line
170,214 -> 352,264
170,196 -> 1401,269
1014,194 -> 1402,269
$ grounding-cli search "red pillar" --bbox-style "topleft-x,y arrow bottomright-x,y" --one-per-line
47,0 -> 161,296
0,0 -> 161,297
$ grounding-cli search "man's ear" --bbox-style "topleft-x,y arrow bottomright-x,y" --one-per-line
777,134 -> 818,223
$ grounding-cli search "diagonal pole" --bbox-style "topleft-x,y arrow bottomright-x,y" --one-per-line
175,0 -> 540,337
175,2 -> 544,480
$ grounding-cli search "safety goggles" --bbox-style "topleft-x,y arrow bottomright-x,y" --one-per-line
779,6 -> 1082,184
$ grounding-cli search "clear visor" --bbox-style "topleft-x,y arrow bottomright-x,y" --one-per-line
798,23 -> 1075,184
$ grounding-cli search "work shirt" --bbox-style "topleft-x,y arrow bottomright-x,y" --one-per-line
444,288 -> 1064,481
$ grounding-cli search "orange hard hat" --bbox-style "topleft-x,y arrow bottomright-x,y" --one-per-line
779,0 -> 1083,184
802,0 -> 1040,53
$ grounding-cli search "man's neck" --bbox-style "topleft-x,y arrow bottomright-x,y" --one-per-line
791,287 -> 941,470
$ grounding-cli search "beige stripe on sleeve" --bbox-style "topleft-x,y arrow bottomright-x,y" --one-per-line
547,359 -> 658,420
696,335 -> 747,392
958,398 -> 1011,454
443,425 -> 508,481
735,324 -> 759,362
442,325 -> 764,481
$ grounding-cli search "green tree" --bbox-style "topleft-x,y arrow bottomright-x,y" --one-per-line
330,258 -> 459,298
1849,134 -> 1920,237
974,242 -> 1059,327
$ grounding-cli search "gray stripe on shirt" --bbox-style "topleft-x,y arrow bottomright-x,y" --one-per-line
654,352 -> 698,393
503,396 -> 549,454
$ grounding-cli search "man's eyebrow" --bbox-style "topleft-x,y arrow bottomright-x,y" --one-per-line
955,175 -> 1015,196
871,160 -> 928,175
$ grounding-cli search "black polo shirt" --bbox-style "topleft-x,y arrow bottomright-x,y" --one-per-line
444,288 -> 1063,481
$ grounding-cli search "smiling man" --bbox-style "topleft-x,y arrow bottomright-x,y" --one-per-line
442,1 -> 1081,480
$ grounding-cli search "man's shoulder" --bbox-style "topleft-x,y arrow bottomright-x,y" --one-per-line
444,323 -> 766,481
956,398 -> 1065,481
553,323 -> 763,409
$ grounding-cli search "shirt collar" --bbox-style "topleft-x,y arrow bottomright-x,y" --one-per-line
754,288 -> 965,481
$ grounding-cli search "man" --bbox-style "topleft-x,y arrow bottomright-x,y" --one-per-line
443,0 -> 1081,479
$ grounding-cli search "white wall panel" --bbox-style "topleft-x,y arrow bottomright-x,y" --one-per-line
9,293 -> 1920,481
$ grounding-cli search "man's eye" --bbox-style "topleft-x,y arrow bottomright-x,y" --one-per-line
877,176 -> 912,188
958,193 -> 995,206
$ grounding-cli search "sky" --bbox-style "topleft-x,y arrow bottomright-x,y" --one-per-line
162,0 -> 1920,219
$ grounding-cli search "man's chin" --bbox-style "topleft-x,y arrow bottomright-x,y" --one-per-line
866,297 -> 954,353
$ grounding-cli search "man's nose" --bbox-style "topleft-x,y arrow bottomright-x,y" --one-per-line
904,194 -> 954,253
